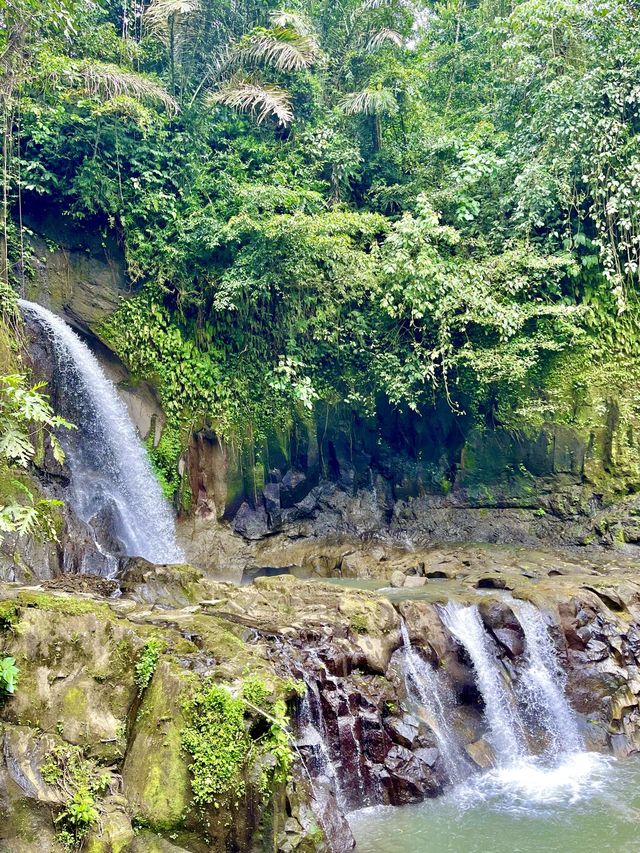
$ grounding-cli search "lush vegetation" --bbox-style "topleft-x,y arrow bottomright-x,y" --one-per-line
2,0 -> 640,494
0,655 -> 19,695
134,635 -> 165,693
41,743 -> 105,850
0,304 -> 69,540
181,675 -> 293,809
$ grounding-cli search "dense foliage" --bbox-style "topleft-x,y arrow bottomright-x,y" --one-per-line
0,304 -> 69,541
3,0 -> 640,488
181,675 -> 293,809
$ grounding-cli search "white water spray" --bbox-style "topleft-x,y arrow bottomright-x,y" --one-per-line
511,599 -> 583,756
399,621 -> 468,782
19,300 -> 184,569
441,602 -> 526,762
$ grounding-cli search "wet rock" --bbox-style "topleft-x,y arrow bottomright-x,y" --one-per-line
360,711 -> 391,764
403,576 -> 427,589
384,745 -> 439,802
119,557 -> 220,607
385,715 -> 421,749
493,628 -> 524,659
2,726 -> 66,805
0,762 -> 59,851
122,660 -> 191,832
84,796 -> 136,852
390,571 -> 406,588
264,482 -> 282,516
4,603 -> 138,762
232,501 -> 270,539
584,639 -> 609,662
398,602 -> 451,661
280,469 -> 310,507
465,738 -> 494,768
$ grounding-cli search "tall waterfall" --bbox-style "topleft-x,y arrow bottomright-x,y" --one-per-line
399,621 -> 468,782
19,300 -> 184,569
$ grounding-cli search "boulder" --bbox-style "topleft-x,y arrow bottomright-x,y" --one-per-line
122,660 -> 192,831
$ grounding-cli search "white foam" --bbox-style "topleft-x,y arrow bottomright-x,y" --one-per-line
458,751 -> 613,809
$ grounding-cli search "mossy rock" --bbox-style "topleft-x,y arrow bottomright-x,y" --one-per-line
84,796 -> 136,853
128,831 -> 195,852
122,659 -> 192,831
2,604 -> 140,761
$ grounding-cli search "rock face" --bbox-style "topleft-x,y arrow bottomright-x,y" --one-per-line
18,215 -> 640,580
1,554 -> 640,852
0,582 -> 330,852
180,401 -> 640,567
23,210 -> 131,339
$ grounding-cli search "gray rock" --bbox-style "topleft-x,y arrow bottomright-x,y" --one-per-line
385,716 -> 420,749
390,571 -> 406,588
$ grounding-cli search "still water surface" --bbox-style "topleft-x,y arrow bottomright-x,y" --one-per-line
349,753 -> 640,853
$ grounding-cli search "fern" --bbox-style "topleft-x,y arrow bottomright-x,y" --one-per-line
0,374 -> 71,543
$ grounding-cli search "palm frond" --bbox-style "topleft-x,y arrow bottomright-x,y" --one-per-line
339,87 -> 398,115
143,0 -> 200,32
237,27 -> 320,72
366,28 -> 404,51
269,10 -> 314,36
208,76 -> 293,126
63,60 -> 179,115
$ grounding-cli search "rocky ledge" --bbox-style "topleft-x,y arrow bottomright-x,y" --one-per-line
0,548 -> 639,851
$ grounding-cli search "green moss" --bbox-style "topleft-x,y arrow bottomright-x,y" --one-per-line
181,676 -> 294,809
15,591 -> 114,619
0,600 -> 19,630
62,686 -> 87,717
349,612 -> 369,634
122,659 -> 192,831
134,638 -> 165,695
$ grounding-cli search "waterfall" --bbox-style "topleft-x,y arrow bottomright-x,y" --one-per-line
399,621 -> 468,782
441,600 -> 583,770
297,673 -> 346,805
19,300 -> 184,570
307,650 -> 366,807
511,600 -> 583,756
441,602 -> 526,762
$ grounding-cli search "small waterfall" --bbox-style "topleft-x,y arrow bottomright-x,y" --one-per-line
441,600 -> 584,772
307,650 -> 366,807
441,602 -> 526,762
297,673 -> 346,805
511,600 -> 583,756
399,621 -> 468,782
19,300 -> 184,569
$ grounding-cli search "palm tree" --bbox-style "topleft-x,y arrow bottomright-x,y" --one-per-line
318,0 -> 409,151
143,1 -> 320,125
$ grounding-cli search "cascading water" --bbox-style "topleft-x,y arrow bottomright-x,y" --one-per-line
440,602 -> 526,762
399,620 -> 469,783
297,671 -> 345,804
511,599 -> 583,757
307,650 -> 366,806
19,300 -> 184,571
351,598 -> 617,851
